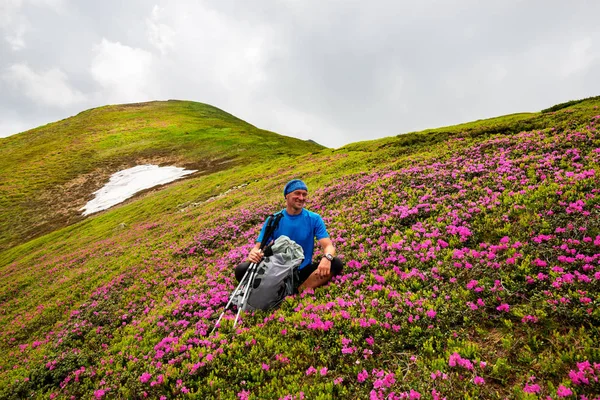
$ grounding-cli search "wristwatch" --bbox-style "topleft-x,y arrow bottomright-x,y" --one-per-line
324,253 -> 334,262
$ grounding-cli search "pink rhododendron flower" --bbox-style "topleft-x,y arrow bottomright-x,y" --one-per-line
523,383 -> 541,394
358,369 -> 369,382
139,373 -> 151,383
237,390 -> 250,400
496,303 -> 510,312
556,385 -> 573,397
467,280 -> 479,289
449,352 -> 460,367
521,315 -> 539,323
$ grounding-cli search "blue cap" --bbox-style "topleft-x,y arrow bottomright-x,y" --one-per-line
283,179 -> 308,197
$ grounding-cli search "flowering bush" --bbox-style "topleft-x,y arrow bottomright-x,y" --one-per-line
1,101 -> 600,398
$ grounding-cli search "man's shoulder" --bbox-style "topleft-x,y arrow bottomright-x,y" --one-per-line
302,209 -> 323,220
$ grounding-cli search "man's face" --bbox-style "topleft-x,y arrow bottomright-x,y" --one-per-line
286,189 -> 308,211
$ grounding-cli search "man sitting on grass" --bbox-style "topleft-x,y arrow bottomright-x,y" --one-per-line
235,179 -> 343,292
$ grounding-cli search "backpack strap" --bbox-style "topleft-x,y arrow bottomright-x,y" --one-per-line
259,211 -> 284,250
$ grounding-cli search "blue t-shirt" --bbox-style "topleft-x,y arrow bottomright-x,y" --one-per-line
257,209 -> 329,269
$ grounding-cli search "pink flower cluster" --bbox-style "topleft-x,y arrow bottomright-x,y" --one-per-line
448,353 -> 478,371
569,360 -> 600,386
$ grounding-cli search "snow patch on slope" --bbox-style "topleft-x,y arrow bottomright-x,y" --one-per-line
81,164 -> 196,216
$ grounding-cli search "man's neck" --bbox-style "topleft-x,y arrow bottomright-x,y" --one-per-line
285,206 -> 303,216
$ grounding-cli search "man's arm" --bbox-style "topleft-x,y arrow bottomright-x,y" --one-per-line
316,237 -> 335,278
249,214 -> 275,263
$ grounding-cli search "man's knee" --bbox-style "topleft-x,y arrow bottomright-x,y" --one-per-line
298,257 -> 344,291
235,261 -> 251,282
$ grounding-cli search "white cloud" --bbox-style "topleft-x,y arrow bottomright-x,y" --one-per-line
0,0 -> 23,27
252,104 -> 345,148
489,63 -> 508,82
162,2 -> 275,92
2,1 -> 600,146
0,116 -> 31,138
29,0 -> 66,8
90,38 -> 158,103
0,0 -> 65,50
4,21 -> 28,50
561,37 -> 597,77
141,1 -> 285,137
3,63 -> 85,107
146,5 -> 175,55
1,0 -> 28,50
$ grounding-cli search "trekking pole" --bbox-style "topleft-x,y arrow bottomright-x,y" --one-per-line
233,262 -> 260,327
211,212 -> 282,334
211,262 -> 256,334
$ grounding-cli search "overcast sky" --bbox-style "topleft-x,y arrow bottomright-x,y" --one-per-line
1,0 -> 599,148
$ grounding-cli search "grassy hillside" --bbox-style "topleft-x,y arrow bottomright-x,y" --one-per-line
0,100 -> 324,252
1,97 -> 599,399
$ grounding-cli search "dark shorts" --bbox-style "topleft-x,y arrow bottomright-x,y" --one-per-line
235,257 -> 344,285
296,257 -> 344,283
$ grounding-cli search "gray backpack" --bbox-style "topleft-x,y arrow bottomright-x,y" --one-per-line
235,235 -> 304,311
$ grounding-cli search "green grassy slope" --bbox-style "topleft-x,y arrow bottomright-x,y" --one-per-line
0,96 -> 599,399
0,100 -> 324,252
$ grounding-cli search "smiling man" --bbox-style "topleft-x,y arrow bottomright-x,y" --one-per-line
235,179 -> 343,292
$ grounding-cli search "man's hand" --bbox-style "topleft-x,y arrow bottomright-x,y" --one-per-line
316,258 -> 331,279
247,247 -> 264,264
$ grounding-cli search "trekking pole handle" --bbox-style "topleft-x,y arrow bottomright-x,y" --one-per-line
258,212 -> 283,251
